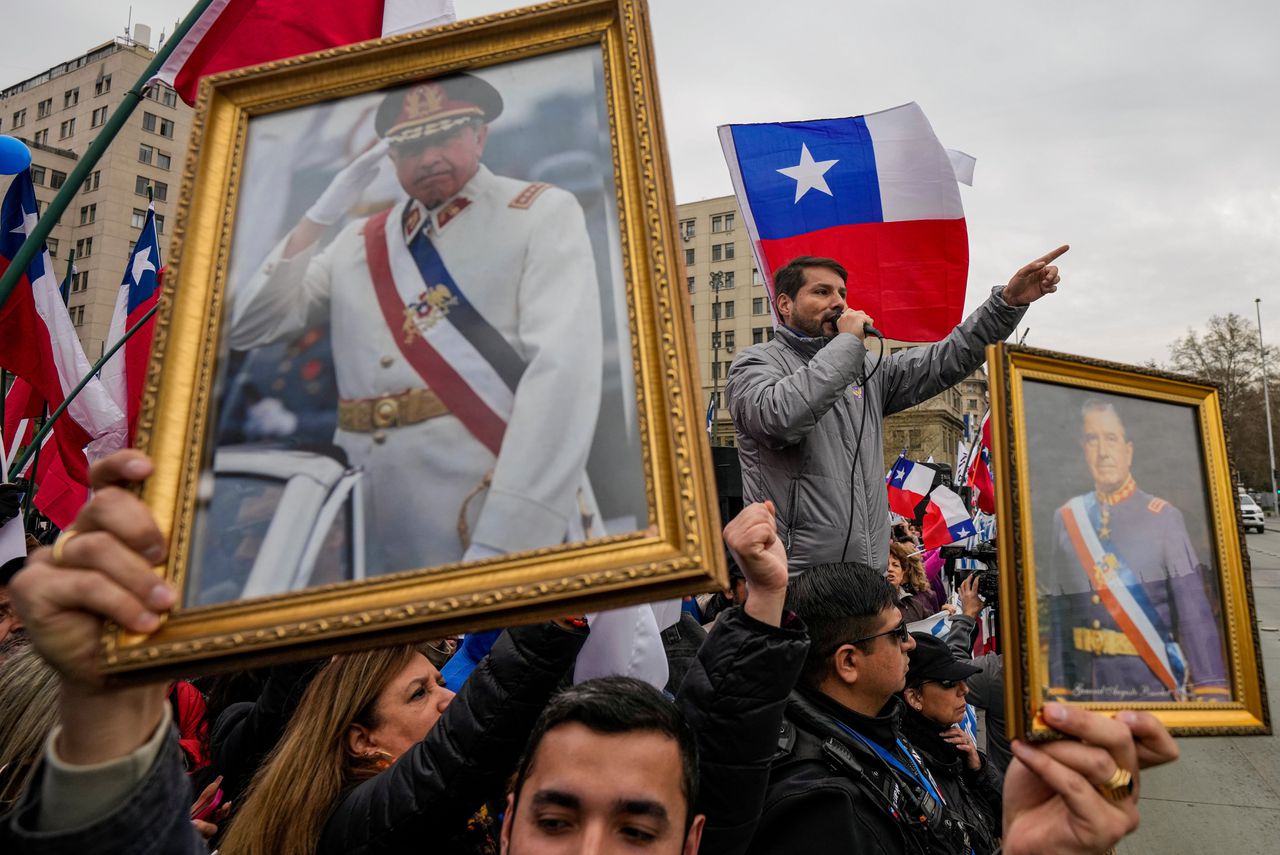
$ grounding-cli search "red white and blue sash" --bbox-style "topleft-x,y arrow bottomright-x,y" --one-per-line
363,205 -> 524,455
1060,496 -> 1185,699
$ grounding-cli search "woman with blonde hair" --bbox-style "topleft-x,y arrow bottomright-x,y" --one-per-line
0,638 -> 59,811
888,540 -> 948,623
220,620 -> 586,855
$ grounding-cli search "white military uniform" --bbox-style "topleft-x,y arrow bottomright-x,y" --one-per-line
229,165 -> 603,575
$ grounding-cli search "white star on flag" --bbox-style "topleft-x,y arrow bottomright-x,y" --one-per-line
12,209 -> 37,237
776,143 -> 839,203
894,468 -> 906,482
130,246 -> 156,285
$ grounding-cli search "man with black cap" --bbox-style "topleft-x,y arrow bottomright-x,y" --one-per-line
899,631 -> 1002,855
229,73 -> 603,576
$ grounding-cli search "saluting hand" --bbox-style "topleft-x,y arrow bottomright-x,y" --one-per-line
1002,245 -> 1069,306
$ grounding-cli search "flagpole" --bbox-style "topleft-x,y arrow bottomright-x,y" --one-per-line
7,303 -> 158,482
0,0 -> 215,312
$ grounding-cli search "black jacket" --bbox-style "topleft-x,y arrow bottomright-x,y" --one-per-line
943,614 -> 1011,774
0,727 -> 205,855
897,705 -> 1002,855
675,607 -> 810,855
209,658 -> 323,804
749,690 -> 976,855
317,621 -> 587,855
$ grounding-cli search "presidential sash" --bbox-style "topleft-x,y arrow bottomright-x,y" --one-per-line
363,205 -> 521,456
1060,496 -> 1186,699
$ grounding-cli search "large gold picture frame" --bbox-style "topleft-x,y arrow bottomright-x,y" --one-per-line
989,343 -> 1269,738
101,0 -> 725,680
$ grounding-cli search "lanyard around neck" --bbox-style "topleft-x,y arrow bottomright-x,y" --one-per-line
831,719 -> 946,807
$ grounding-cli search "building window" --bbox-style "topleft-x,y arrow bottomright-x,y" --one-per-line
79,204 -> 96,225
162,89 -> 177,108
713,301 -> 736,321
752,297 -> 766,315
59,118 -> 76,139
11,109 -> 26,128
711,212 -> 735,233
724,330 -> 735,350
95,74 -> 112,96
131,208 -> 147,228
91,106 -> 108,128
64,87 -> 79,109
70,305 -> 85,325
49,169 -> 66,189
712,361 -> 723,381
72,270 -> 89,293
722,271 -> 735,289
723,242 -> 735,260
75,237 -> 92,258
687,276 -> 695,293
37,98 -> 53,119
155,213 -> 165,234
82,170 -> 100,192
135,176 -> 166,200
679,218 -> 695,240
159,117 -> 175,138
33,128 -> 49,145
753,268 -> 764,286
142,112 -> 158,133
753,327 -> 764,345
156,151 -> 172,170
47,237 -> 59,258
711,331 -> 721,349
684,248 -> 694,266
30,165 -> 46,185
138,143 -> 153,164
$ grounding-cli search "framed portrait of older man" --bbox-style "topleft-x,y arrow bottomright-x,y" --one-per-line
101,0 -> 725,679
988,344 -> 1269,738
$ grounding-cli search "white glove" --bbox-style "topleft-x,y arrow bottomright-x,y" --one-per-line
245,397 -> 299,439
305,139 -> 390,226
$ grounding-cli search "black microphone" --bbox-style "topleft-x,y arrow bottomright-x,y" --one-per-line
863,323 -> 884,339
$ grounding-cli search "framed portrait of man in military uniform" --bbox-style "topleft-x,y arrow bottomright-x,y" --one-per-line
988,344 -> 1269,738
101,0 -> 726,680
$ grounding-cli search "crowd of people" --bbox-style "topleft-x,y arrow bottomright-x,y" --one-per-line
0,250 -> 1188,854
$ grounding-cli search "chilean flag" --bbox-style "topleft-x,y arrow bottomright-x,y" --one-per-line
886,453 -> 938,519
922,483 -> 978,550
0,172 -> 126,526
965,412 -> 996,514
101,205 -> 162,443
719,103 -> 969,341
155,0 -> 457,105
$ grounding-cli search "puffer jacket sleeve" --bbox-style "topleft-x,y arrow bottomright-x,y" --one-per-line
0,728 -> 205,855
675,607 -> 809,855
726,335 -> 866,448
318,621 -> 587,855
877,286 -> 1026,416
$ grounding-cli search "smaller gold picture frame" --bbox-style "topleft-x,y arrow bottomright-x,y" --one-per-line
100,0 -> 725,681
988,343 -> 1270,738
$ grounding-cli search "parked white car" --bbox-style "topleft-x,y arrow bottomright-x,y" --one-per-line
1240,494 -> 1265,534
186,447 -> 367,607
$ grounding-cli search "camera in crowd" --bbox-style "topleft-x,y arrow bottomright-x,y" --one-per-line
938,541 -> 999,609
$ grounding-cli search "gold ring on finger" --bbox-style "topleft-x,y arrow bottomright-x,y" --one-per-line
1096,766 -> 1134,802
51,529 -> 82,565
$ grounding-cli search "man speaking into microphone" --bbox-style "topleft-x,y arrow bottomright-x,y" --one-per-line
724,250 -> 1065,568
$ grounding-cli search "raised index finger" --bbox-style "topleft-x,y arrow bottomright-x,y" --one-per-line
1034,244 -> 1070,265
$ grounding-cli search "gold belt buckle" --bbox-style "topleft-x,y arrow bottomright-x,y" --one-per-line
372,396 -> 400,429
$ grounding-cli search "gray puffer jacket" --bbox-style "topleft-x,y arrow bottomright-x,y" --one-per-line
724,286 -> 1025,570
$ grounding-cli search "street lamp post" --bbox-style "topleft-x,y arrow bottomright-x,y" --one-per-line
709,271 -> 724,446
1257,299 -> 1278,515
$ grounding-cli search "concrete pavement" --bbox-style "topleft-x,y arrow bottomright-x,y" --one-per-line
1118,527 -> 1280,853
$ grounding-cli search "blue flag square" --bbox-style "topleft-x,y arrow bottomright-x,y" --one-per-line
728,117 -> 884,240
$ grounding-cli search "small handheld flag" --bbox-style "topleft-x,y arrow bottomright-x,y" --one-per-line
101,204 -> 163,443
922,483 -> 978,549
886,452 -> 939,519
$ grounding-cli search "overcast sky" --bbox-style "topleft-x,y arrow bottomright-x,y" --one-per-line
3,0 -> 1277,364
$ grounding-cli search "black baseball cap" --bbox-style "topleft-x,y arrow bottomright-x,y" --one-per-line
905,632 -> 982,686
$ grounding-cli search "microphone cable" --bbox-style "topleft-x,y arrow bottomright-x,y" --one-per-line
839,328 -> 885,562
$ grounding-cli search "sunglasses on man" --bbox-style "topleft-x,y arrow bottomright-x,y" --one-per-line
826,619 -> 910,655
